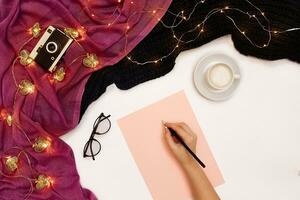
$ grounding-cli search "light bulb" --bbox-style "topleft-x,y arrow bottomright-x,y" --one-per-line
53,67 -> 66,82
6,115 -> 13,126
18,80 -> 35,96
0,109 -> 12,126
64,28 -> 80,39
32,136 -> 51,153
30,23 -> 41,38
19,50 -> 33,66
5,156 -> 18,172
83,53 -> 100,69
35,175 -> 52,190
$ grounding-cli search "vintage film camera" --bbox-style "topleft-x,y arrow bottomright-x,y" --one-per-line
29,26 -> 73,72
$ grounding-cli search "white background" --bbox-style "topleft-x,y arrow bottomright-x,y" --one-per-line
61,36 -> 300,200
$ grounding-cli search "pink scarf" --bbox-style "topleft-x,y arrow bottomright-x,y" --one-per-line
0,0 -> 171,199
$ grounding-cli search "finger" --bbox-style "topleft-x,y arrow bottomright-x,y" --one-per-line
164,122 -> 193,143
164,126 -> 178,150
178,122 -> 192,133
178,122 -> 197,139
162,121 -> 180,143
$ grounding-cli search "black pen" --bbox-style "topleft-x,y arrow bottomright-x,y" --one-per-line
167,127 -> 206,168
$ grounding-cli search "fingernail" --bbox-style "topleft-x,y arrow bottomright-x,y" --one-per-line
162,121 -> 168,129
161,121 -> 169,132
164,126 -> 169,133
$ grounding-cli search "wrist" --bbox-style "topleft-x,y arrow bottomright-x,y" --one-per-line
181,159 -> 207,182
181,157 -> 199,171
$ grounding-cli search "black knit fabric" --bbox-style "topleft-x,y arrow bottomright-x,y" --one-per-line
80,0 -> 300,118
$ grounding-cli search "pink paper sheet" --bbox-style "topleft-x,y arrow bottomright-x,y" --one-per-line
118,91 -> 224,200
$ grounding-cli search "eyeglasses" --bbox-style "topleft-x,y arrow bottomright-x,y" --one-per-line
83,113 -> 111,160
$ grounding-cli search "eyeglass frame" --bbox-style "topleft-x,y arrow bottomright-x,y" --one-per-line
83,113 -> 111,160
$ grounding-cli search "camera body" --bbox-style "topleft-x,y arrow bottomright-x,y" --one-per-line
29,26 -> 73,72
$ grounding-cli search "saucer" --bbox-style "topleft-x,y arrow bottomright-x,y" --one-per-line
193,54 -> 241,101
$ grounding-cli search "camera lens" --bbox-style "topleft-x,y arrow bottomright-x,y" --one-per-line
46,42 -> 58,54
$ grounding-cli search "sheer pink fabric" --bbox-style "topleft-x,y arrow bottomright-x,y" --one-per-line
0,0 -> 171,199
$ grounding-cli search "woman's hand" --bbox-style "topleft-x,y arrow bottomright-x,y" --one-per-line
163,121 -> 197,166
163,121 -> 220,200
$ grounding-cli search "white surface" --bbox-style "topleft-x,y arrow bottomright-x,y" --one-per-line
61,36 -> 300,200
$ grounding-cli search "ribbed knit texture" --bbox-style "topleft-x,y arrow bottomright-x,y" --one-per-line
80,0 -> 300,118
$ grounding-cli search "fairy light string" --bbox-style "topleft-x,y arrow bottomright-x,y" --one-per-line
1,0 -> 300,199
0,147 -> 37,200
1,7 -> 99,199
123,0 -> 300,65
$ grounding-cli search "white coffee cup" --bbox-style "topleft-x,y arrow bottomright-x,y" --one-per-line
206,63 -> 239,90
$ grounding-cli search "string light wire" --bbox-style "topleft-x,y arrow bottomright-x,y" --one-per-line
123,0 -> 300,65
2,0 -> 300,199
